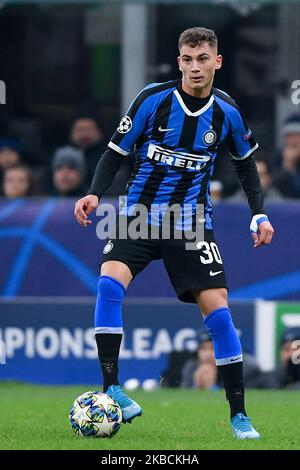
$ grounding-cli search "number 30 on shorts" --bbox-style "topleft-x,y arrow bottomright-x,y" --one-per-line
196,241 -> 223,264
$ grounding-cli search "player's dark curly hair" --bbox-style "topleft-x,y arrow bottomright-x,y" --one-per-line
178,27 -> 218,51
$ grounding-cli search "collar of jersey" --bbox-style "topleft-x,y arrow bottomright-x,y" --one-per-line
173,89 -> 215,117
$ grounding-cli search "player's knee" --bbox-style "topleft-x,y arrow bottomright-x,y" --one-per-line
197,288 -> 228,315
209,288 -> 228,309
217,288 -> 228,304
101,261 -> 133,288
98,275 -> 126,303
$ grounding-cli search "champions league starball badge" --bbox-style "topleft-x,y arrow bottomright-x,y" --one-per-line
117,115 -> 132,134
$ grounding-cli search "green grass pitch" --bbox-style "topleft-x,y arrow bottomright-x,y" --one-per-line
0,382 -> 299,450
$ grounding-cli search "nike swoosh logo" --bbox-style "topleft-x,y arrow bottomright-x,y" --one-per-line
209,270 -> 223,276
158,126 -> 174,132
230,357 -> 240,362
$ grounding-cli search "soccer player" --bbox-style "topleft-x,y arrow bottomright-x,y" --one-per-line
74,27 -> 274,439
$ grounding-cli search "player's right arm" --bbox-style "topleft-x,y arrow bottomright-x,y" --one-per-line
74,87 -> 152,227
74,147 -> 124,227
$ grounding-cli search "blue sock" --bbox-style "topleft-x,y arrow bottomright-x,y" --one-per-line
204,306 -> 242,366
94,275 -> 125,391
94,275 -> 125,333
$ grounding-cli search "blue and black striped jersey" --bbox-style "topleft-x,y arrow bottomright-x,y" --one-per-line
109,79 -> 258,229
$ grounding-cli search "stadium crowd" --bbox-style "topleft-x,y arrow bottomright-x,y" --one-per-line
178,328 -> 300,391
1,111 -> 300,201
0,112 -> 133,199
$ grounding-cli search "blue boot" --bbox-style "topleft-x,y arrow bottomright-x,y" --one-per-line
231,413 -> 260,439
107,385 -> 142,423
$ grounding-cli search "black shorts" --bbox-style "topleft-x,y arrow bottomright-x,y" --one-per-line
100,227 -> 228,304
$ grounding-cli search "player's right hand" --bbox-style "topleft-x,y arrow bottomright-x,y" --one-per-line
74,195 -> 99,227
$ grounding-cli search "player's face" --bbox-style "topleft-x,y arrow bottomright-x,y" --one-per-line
178,43 -> 222,98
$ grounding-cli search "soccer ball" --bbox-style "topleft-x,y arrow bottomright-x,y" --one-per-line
69,391 -> 122,438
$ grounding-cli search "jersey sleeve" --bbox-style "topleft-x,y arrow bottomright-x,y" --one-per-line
227,107 -> 259,160
108,90 -> 151,156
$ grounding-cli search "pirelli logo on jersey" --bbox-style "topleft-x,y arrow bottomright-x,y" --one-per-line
147,143 -> 210,171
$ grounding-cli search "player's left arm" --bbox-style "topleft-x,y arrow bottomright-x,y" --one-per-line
232,156 -> 274,248
227,108 -> 274,248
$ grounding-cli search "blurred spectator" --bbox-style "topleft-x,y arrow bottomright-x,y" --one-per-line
181,332 -> 220,390
0,139 -> 22,171
212,147 -> 240,197
273,115 -> 300,198
52,146 -> 87,197
180,331 -> 273,389
69,112 -> 134,196
210,180 -> 223,202
267,328 -> 300,389
2,165 -> 34,198
0,139 -> 23,191
70,114 -> 105,181
160,350 -> 195,387
230,157 -> 283,201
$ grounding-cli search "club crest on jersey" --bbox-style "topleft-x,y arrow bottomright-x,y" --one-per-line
203,130 -> 217,145
103,240 -> 114,254
117,115 -> 132,134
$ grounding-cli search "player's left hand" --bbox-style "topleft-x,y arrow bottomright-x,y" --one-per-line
250,214 -> 274,248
